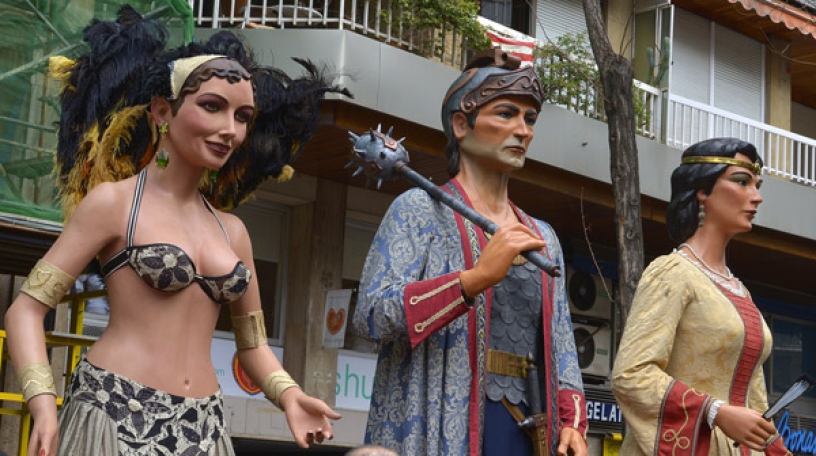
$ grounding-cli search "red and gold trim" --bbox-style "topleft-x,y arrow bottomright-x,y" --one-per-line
404,272 -> 471,349
559,389 -> 588,438
657,381 -> 712,455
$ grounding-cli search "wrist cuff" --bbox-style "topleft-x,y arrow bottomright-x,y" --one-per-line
18,362 -> 57,402
708,399 -> 725,429
261,370 -> 301,409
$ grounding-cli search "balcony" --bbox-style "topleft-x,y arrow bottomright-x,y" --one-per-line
2,0 -> 815,245
191,0 -> 816,188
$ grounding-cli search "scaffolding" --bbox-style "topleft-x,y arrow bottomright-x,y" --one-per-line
0,0 -> 191,223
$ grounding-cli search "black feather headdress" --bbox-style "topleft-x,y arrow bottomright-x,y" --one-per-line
52,5 -> 352,218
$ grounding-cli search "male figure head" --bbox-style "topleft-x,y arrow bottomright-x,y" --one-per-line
441,48 -> 545,177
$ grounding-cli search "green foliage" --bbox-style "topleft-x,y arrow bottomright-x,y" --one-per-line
384,0 -> 492,59
534,32 -> 652,135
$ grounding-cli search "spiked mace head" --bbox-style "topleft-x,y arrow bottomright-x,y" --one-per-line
347,125 -> 409,189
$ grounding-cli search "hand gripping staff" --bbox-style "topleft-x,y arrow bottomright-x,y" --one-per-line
347,125 -> 562,278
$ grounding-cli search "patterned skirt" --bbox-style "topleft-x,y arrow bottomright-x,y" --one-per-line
58,357 -> 235,456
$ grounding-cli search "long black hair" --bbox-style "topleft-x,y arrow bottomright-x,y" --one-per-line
666,137 -> 762,243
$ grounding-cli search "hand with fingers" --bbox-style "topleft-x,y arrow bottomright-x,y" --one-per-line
279,387 -> 342,448
557,427 -> 587,456
26,394 -> 59,456
715,404 -> 780,452
460,223 -> 547,298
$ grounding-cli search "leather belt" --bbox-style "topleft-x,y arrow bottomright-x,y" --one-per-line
487,349 -> 528,379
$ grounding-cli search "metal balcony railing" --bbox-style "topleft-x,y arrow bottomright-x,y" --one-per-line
189,0 -> 813,187
188,0 -> 469,68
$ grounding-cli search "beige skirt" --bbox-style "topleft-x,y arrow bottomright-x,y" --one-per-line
58,357 -> 235,456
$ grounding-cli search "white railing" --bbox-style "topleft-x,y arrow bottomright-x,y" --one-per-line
188,0 -> 814,186
667,94 -> 816,186
633,81 -> 660,140
187,0 -> 468,68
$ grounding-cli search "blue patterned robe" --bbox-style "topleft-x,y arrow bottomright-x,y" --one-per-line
353,180 -> 587,456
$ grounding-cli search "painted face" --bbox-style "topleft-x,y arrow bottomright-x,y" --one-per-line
167,76 -> 255,169
457,95 -> 538,171
700,152 -> 764,234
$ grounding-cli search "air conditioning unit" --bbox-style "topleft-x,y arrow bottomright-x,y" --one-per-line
567,267 -> 614,320
572,322 -> 612,379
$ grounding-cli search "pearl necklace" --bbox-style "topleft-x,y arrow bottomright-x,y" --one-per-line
677,243 -> 734,280
676,248 -> 746,297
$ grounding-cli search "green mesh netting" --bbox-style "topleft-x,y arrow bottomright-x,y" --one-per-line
0,0 -> 192,222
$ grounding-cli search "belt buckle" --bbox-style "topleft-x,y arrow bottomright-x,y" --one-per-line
488,350 -> 528,379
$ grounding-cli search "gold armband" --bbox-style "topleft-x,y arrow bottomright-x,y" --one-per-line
21,259 -> 76,309
18,362 -> 57,402
231,310 -> 268,349
261,370 -> 301,409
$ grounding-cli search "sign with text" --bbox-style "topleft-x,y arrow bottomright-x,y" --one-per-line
211,337 -> 376,411
586,400 -> 623,423
777,411 -> 816,455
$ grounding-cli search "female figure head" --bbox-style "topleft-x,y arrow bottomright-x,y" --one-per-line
441,48 -> 545,177
54,19 -> 350,216
149,55 -> 256,174
666,137 -> 763,243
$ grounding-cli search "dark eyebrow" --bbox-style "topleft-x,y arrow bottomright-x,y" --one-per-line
491,102 -> 521,113
197,92 -> 227,102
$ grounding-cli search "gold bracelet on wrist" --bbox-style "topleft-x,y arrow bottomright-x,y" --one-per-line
231,310 -> 268,350
261,370 -> 301,409
20,259 -> 76,309
18,362 -> 57,402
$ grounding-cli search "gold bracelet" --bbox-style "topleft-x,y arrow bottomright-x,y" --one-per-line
20,259 -> 76,309
231,310 -> 268,350
18,362 -> 57,402
261,370 -> 301,409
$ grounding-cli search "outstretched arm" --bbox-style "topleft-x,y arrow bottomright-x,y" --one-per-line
6,183 -> 123,456
226,215 -> 340,448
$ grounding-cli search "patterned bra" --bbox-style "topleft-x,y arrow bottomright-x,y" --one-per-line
101,169 -> 251,305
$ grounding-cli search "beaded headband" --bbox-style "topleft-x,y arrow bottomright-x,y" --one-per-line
169,54 -> 224,99
681,156 -> 762,175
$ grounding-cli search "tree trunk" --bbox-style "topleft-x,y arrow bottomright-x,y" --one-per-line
581,0 -> 644,325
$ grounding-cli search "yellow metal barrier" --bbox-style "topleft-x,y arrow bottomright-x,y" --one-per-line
604,432 -> 623,456
0,290 -> 104,456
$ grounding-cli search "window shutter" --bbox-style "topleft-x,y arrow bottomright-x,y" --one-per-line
671,8 -> 710,104
792,102 -> 816,140
534,0 -> 587,43
713,24 -> 763,121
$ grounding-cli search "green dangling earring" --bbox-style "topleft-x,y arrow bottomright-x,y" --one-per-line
156,122 -> 169,168
209,169 -> 218,194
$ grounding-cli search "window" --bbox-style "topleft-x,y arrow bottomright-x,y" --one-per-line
533,0 -> 586,43
670,7 -> 765,121
481,0 -> 532,35
770,317 -> 816,399
341,220 -> 378,353
219,201 -> 290,342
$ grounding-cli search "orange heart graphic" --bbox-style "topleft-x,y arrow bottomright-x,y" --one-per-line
327,308 -> 345,335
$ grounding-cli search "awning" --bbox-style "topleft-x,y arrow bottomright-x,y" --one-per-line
729,0 -> 816,39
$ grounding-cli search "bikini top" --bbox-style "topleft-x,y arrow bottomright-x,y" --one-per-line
100,169 -> 251,305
